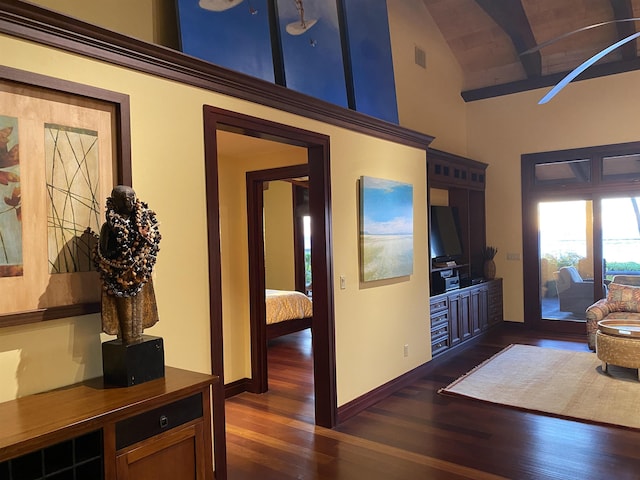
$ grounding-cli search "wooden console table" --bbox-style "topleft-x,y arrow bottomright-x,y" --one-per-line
0,367 -> 220,479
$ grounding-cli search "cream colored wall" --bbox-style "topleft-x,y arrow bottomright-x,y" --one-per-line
0,33 -> 431,409
467,71 -> 640,322
217,139 -> 306,383
0,36 -> 216,400
29,0 -> 154,41
29,0 -> 180,47
264,181 -> 295,291
331,137 -> 429,405
387,0 -> 467,155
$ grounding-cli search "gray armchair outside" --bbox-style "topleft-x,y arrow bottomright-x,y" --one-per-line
555,266 -> 595,314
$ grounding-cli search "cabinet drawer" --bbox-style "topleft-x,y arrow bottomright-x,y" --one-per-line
431,323 -> 448,339
430,310 -> 448,327
116,393 -> 203,450
430,297 -> 448,313
432,337 -> 449,355
488,292 -> 502,302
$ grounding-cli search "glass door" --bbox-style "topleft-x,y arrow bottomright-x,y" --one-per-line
602,197 -> 640,284
538,196 -> 640,323
539,200 -> 596,322
522,142 -> 640,332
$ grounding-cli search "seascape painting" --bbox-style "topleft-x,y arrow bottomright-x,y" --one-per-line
360,176 -> 413,281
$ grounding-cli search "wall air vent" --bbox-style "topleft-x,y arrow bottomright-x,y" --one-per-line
414,46 -> 426,69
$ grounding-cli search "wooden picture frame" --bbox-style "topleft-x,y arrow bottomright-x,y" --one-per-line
0,66 -> 131,328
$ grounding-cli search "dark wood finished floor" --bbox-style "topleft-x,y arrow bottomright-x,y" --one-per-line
225,323 -> 640,479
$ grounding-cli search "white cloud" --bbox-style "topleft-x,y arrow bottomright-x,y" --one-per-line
364,216 -> 413,235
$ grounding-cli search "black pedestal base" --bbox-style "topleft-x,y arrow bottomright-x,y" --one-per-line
102,335 -> 165,387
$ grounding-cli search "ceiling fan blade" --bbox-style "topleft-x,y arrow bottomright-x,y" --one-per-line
539,30 -> 640,104
520,17 -> 640,55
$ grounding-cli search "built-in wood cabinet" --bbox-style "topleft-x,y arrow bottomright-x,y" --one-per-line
429,296 -> 449,355
0,367 -> 218,480
428,148 -> 488,285
430,279 -> 503,356
428,148 -> 502,355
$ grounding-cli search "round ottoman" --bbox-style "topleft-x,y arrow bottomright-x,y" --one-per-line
596,328 -> 640,381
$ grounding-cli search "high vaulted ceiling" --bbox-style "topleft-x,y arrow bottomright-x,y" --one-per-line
422,0 -> 640,101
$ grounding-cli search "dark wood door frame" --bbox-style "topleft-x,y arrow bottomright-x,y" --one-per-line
203,106 -> 337,434
246,164 -> 309,394
521,141 -> 640,332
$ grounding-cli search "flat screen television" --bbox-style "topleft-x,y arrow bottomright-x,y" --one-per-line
430,205 -> 463,263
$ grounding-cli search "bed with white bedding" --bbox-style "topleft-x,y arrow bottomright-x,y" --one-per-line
265,289 -> 313,339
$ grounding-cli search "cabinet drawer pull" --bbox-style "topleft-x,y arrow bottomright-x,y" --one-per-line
432,327 -> 447,337
432,314 -> 447,324
159,415 -> 169,429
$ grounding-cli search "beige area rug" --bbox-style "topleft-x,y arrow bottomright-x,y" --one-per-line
439,344 -> 640,429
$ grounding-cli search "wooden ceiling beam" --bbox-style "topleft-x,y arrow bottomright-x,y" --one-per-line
609,0 -> 637,60
474,0 -> 541,79
462,55 -> 640,101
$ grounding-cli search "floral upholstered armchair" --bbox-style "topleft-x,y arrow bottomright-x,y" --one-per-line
586,276 -> 640,350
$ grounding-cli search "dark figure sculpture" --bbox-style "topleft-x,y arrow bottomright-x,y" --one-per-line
93,185 -> 161,344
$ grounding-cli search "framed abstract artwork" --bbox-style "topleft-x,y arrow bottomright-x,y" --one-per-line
0,66 -> 131,327
359,176 -> 413,282
176,0 -> 275,82
176,0 -> 398,119
276,0 -> 348,108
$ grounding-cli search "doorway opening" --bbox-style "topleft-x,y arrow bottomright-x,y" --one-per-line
522,142 -> 640,333
246,164 -> 312,394
203,106 -> 337,432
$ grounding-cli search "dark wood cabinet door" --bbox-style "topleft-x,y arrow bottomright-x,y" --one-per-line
479,286 -> 489,331
470,286 -> 489,335
458,291 -> 472,341
470,288 -> 481,336
448,293 -> 461,347
116,422 -> 206,480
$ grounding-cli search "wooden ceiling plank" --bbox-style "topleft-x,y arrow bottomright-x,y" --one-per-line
610,0 -> 638,59
474,0 -> 542,78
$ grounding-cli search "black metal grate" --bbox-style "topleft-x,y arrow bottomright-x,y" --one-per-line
0,430 -> 103,480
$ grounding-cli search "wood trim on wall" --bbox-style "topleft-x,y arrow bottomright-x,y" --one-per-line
0,1 -> 433,151
203,105 -> 337,435
337,327 -> 495,423
247,164 -> 310,394
520,140 -> 640,332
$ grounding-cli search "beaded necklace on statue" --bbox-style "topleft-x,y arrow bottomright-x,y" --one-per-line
94,196 -> 161,298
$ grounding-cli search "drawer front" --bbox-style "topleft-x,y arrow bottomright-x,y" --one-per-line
116,393 -> 203,450
431,310 -> 448,328
488,290 -> 502,302
430,297 -> 448,313
431,323 -> 448,339
431,336 -> 449,355
489,305 -> 503,323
